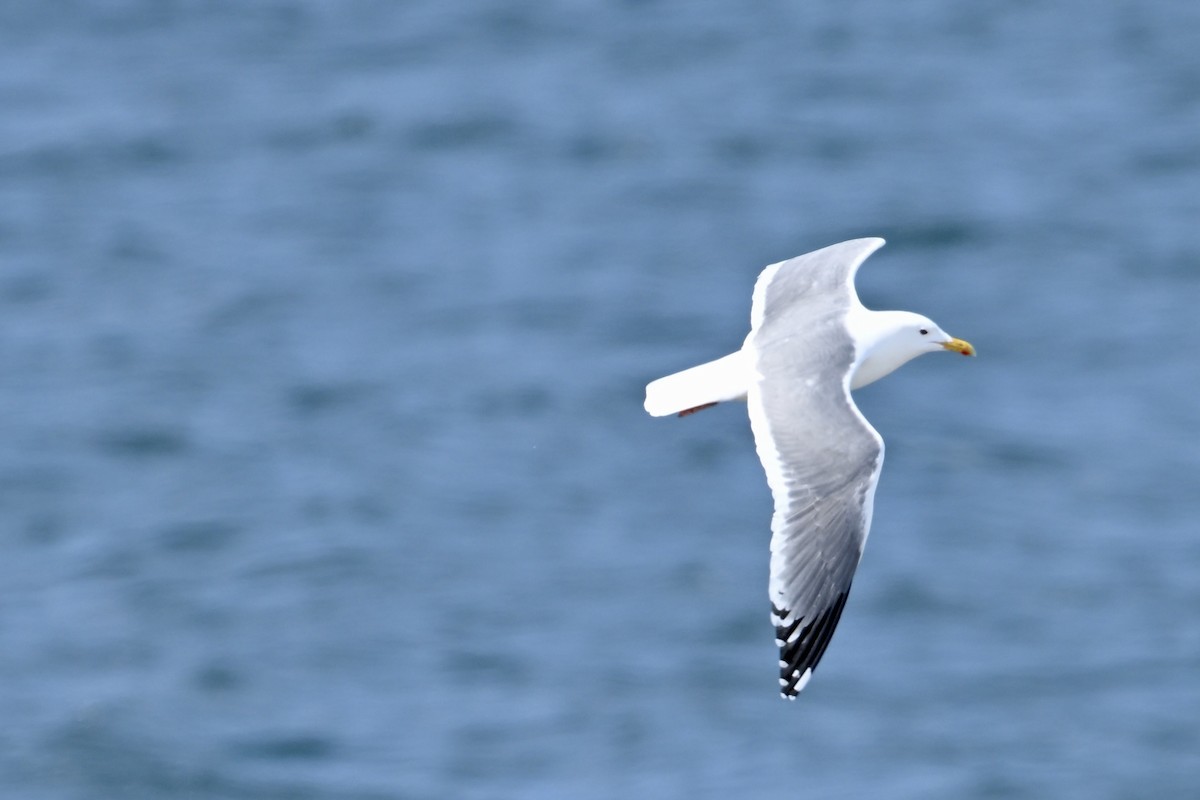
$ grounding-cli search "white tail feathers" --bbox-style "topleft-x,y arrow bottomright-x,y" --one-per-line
644,350 -> 751,417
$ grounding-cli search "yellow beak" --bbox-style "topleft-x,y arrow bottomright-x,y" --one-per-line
941,337 -> 976,356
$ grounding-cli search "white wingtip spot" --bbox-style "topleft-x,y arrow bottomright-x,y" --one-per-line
795,668 -> 813,692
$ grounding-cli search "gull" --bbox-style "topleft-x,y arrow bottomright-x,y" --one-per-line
644,238 -> 975,698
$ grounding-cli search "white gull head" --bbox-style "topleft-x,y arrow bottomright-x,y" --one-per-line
847,309 -> 976,390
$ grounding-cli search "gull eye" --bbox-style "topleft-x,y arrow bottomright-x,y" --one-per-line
919,328 -> 929,336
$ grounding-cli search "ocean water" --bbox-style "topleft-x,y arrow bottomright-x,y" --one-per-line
1,2 -> 1197,798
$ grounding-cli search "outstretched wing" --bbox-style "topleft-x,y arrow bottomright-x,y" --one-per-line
744,239 -> 886,698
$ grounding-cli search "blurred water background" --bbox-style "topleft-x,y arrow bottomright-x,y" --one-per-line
1,2 -> 1198,798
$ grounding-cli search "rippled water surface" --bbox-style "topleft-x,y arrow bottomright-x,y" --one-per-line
1,3 -> 1198,798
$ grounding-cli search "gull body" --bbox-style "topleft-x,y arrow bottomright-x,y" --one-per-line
645,301 -> 973,418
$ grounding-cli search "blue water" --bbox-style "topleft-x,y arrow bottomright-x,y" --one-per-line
1,3 -> 1198,798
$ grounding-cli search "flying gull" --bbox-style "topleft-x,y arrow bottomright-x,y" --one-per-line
644,238 -> 974,698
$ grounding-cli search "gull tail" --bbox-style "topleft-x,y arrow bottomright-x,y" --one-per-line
644,350 -> 750,417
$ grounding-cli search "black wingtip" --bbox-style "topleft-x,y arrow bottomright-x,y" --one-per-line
774,590 -> 851,698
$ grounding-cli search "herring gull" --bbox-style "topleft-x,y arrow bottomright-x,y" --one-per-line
644,238 -> 975,698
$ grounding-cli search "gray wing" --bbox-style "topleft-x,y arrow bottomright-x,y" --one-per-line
744,239 -> 886,698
